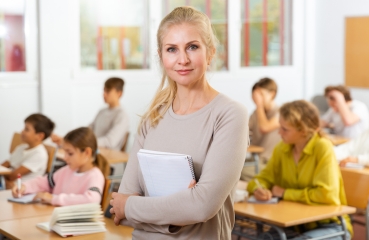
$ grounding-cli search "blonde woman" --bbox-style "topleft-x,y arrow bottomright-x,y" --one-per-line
247,100 -> 352,239
109,6 -> 249,239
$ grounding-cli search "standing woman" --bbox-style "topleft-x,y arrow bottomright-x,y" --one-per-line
110,6 -> 249,239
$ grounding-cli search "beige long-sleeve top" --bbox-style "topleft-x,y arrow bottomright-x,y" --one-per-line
89,106 -> 129,150
118,93 -> 249,240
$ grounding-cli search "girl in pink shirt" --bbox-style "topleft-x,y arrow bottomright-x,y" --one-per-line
12,127 -> 105,206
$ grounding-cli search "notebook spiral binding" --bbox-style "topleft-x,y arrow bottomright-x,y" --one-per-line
186,156 -> 196,180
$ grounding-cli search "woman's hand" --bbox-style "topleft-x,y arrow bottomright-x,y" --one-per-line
33,192 -> 53,204
271,185 -> 285,198
254,188 -> 272,201
11,184 -> 26,198
110,192 -> 139,226
339,156 -> 358,167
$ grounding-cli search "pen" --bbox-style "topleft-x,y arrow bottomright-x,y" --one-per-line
255,179 -> 263,189
17,173 -> 21,197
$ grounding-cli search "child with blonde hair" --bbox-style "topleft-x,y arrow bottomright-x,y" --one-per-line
248,100 -> 352,239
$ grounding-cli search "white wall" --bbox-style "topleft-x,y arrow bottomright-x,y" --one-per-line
314,0 -> 369,108
0,0 -> 310,163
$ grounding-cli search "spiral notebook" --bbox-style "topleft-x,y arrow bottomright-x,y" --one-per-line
137,149 -> 196,197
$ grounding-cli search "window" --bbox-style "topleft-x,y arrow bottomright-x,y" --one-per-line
163,0 -> 228,71
0,0 -> 26,72
80,0 -> 150,70
240,0 -> 292,67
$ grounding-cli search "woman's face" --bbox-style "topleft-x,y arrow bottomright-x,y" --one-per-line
278,117 -> 305,144
160,23 -> 210,88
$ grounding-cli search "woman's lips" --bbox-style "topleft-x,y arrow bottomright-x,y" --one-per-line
176,69 -> 193,75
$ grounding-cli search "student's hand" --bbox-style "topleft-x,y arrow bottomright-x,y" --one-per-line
33,192 -> 53,204
11,184 -> 26,198
51,134 -> 63,146
339,156 -> 358,167
329,90 -> 346,105
188,179 -> 196,188
110,192 -> 139,226
253,188 -> 272,201
271,185 -> 285,198
252,89 -> 264,107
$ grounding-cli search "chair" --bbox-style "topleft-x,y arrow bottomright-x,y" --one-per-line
120,132 -> 130,152
9,132 -> 23,153
43,144 -> 56,173
101,178 -> 112,212
311,95 -> 329,116
341,169 -> 369,240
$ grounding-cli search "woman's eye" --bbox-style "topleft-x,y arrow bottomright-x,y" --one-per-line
167,47 -> 176,52
188,45 -> 198,50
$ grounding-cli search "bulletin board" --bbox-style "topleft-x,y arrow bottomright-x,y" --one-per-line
345,17 -> 369,88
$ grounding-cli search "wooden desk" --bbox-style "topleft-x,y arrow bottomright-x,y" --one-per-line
327,134 -> 350,146
245,145 -> 265,174
57,148 -> 129,164
247,145 -> 264,154
234,201 -> 355,239
0,215 -> 133,240
0,166 -> 11,175
0,190 -> 54,222
234,201 -> 355,228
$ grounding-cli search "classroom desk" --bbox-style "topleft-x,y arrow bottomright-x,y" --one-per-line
327,134 -> 350,146
0,215 -> 133,240
0,190 -> 54,222
233,201 -> 356,240
244,145 -> 265,174
0,167 -> 11,175
56,148 -> 129,164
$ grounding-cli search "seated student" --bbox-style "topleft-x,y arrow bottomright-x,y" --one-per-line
52,77 -> 129,150
335,129 -> 369,167
12,127 -> 105,206
247,100 -> 352,239
321,85 -> 369,139
241,78 -> 281,181
1,114 -> 55,189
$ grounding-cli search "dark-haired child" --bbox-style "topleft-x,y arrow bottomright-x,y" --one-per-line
2,114 -> 55,188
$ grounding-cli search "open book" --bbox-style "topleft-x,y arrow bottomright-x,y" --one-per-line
137,149 -> 196,197
36,203 -> 106,237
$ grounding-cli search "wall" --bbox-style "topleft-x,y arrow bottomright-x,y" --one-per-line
0,0 -> 309,163
314,0 -> 369,108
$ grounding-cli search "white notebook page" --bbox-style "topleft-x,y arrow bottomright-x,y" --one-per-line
137,149 -> 195,197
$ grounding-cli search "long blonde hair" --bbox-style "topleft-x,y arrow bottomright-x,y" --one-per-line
139,6 -> 218,130
280,100 -> 325,138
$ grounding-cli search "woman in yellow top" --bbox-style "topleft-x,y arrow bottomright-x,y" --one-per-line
247,100 -> 352,239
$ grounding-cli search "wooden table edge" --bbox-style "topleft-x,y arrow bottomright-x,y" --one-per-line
235,206 -> 356,228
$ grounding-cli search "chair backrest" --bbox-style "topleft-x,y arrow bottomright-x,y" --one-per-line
341,168 -> 369,209
101,178 -> 112,212
120,132 -> 130,152
311,95 -> 329,116
95,153 -> 111,177
9,132 -> 23,153
43,144 -> 56,173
